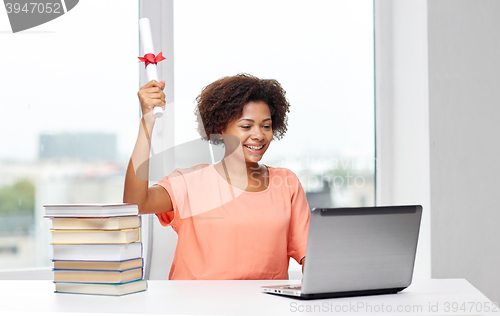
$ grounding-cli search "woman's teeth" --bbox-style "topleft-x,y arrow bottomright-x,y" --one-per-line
245,145 -> 264,150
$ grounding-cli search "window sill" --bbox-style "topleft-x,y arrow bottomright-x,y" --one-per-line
0,267 -> 53,280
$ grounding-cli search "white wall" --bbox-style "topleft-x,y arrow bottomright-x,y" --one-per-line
428,0 -> 500,303
377,0 -> 500,303
139,0 -> 177,280
375,0 -> 431,279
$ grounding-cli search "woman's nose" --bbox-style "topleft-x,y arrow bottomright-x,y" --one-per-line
251,127 -> 264,140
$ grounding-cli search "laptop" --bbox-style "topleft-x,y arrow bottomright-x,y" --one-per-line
261,205 -> 422,299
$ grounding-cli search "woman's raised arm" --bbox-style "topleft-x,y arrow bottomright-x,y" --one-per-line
123,80 -> 173,214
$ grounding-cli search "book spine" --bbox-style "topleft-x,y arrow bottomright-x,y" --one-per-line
48,211 -> 145,295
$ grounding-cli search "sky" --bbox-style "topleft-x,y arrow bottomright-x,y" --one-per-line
0,0 -> 374,165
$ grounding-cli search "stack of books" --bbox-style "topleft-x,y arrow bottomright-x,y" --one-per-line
44,203 -> 147,296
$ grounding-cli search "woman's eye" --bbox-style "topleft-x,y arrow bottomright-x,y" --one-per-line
241,126 -> 251,129
263,125 -> 271,129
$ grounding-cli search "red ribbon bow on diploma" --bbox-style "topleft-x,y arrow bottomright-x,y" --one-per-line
138,52 -> 166,68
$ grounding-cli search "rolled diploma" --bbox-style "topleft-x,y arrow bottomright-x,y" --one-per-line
139,18 -> 163,118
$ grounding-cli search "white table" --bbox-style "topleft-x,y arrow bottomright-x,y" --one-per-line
1,279 -> 498,315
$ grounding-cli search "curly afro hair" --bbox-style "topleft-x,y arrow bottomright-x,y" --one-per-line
194,73 -> 291,145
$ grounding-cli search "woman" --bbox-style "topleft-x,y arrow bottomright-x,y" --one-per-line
124,74 -> 310,280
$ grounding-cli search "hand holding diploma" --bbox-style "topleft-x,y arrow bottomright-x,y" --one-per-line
139,17 -> 166,118
137,79 -> 165,125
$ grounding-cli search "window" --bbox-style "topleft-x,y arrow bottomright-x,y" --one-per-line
0,0 -> 374,271
172,0 -> 375,209
0,1 -> 138,269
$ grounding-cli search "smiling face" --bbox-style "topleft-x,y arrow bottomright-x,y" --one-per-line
221,101 -> 273,163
